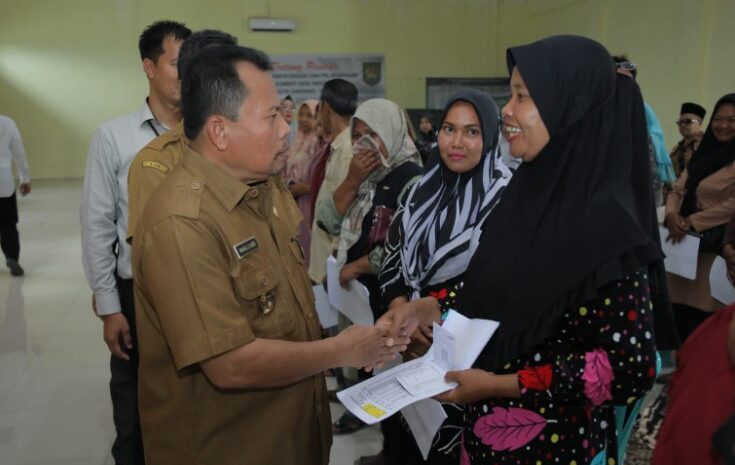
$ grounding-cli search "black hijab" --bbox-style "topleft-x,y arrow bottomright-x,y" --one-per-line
461,35 -> 670,370
400,91 -> 512,291
680,93 -> 735,217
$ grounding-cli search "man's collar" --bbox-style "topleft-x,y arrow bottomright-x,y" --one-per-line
139,98 -> 171,131
181,148 -> 251,211
330,127 -> 351,150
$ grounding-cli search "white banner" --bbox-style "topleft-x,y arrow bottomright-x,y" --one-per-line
271,53 -> 385,102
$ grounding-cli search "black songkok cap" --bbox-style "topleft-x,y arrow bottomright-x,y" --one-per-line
680,102 -> 706,119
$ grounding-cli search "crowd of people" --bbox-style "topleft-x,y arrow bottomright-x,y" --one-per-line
61,18 -> 735,465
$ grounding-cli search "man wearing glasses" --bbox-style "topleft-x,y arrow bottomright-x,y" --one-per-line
670,102 -> 706,178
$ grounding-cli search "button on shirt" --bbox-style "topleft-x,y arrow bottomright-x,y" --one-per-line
81,102 -> 168,316
0,115 -> 30,198
132,149 -> 331,465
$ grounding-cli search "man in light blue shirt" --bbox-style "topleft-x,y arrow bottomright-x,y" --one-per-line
80,20 -> 190,465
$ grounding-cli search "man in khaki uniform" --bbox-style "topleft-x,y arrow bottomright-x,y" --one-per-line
127,29 -> 238,240
132,46 -> 406,465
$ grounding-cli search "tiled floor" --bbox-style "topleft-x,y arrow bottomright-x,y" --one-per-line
0,179 -> 382,465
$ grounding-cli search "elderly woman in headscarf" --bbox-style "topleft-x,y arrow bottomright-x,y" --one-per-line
664,93 -> 735,342
285,99 -> 319,264
380,35 -> 666,465
317,98 -> 423,314
377,90 -> 513,464
322,98 -> 424,446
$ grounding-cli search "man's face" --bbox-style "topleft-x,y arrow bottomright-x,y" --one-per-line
146,35 -> 183,106
222,62 -> 291,181
676,112 -> 702,138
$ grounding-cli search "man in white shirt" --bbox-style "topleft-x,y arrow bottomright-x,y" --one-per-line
80,20 -> 190,465
0,114 -> 30,276
309,79 -> 358,283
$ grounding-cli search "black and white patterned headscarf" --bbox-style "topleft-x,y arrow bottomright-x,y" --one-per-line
400,90 -> 512,293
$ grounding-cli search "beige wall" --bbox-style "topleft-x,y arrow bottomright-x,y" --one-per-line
0,0 -> 732,178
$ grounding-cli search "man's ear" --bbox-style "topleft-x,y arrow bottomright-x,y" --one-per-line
204,115 -> 228,152
142,58 -> 155,79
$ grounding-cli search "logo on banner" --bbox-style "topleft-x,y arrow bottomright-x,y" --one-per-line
362,62 -> 382,86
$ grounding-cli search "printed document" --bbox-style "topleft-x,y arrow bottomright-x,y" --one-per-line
337,310 -> 499,425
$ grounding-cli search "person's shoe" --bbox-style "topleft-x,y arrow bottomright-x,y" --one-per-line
332,411 -> 366,435
6,259 -> 24,276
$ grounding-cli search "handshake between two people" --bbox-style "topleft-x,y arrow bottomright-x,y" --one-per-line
336,296 -> 442,372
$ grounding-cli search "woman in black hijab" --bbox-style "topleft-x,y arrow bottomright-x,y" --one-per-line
377,90 -> 512,465
428,36 -> 664,464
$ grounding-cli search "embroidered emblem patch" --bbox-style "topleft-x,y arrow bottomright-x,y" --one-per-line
142,160 -> 169,173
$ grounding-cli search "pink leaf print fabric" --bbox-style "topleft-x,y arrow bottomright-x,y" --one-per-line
582,348 -> 613,406
472,407 -> 547,451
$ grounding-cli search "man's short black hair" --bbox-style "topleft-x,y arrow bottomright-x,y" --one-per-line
178,29 -> 238,79
181,45 -> 272,140
320,79 -> 358,117
138,20 -> 191,62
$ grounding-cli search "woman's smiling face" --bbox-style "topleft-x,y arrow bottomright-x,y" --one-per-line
501,67 -> 550,162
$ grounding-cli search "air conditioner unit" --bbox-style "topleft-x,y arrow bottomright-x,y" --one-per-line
248,17 -> 296,32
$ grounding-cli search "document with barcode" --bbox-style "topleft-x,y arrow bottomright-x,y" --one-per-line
336,310 -> 499,425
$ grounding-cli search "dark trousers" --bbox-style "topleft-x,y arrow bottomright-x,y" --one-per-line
110,277 -> 145,465
0,192 -> 20,261
672,303 -> 712,344
0,224 -> 19,261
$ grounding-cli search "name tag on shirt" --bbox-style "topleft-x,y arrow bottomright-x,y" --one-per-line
233,237 -> 258,259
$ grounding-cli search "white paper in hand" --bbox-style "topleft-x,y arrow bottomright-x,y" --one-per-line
659,226 -> 700,280
336,310 -> 498,425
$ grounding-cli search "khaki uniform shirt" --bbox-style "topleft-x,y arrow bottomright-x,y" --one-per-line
127,120 -> 187,241
132,149 -> 331,465
308,128 -> 353,282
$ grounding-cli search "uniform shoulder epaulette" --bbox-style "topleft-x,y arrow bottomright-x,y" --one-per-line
146,130 -> 182,152
152,170 -> 203,220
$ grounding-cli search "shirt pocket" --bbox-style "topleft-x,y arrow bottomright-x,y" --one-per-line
234,264 -> 295,338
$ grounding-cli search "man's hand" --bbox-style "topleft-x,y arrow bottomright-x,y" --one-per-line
336,324 -> 409,371
19,182 -> 31,196
101,313 -> 132,361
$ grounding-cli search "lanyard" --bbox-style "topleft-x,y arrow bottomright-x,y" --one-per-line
146,120 -> 160,137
